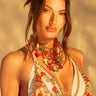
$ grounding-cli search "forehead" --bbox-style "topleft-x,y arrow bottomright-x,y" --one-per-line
45,0 -> 66,10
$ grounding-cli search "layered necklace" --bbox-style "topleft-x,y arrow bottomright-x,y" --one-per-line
35,38 -> 65,72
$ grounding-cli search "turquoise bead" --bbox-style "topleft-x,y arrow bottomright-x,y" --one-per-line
48,58 -> 50,60
35,74 -> 38,78
58,56 -> 60,59
87,84 -> 89,88
57,67 -> 59,72
41,48 -> 44,52
51,78 -> 55,81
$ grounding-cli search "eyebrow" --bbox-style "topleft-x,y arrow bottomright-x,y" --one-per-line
45,5 -> 66,11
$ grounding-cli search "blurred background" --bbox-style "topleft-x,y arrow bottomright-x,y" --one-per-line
0,0 -> 96,95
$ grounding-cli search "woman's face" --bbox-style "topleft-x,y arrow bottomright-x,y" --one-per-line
36,0 -> 66,42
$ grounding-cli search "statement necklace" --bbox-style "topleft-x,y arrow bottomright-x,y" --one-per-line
35,38 -> 65,72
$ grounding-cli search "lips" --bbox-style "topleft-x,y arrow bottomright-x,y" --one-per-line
46,26 -> 57,32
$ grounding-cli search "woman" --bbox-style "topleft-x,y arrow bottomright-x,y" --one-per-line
0,0 -> 92,96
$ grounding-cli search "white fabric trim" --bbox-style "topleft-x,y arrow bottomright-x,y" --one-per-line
28,53 -> 85,96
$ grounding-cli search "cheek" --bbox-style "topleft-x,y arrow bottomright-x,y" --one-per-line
36,14 -> 49,35
37,14 -> 49,26
58,17 -> 66,28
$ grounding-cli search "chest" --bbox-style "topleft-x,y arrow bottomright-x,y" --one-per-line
54,64 -> 74,94
19,57 -> 75,96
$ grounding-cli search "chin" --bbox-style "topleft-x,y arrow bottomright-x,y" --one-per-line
46,34 -> 57,38
43,36 -> 56,40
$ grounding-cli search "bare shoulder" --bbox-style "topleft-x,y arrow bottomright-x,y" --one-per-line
0,50 -> 25,96
68,47 -> 84,70
1,50 -> 25,72
1,45 -> 31,69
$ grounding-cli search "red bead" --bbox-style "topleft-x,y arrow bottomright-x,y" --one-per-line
52,87 -> 57,92
37,76 -> 41,81
59,66 -> 63,69
86,93 -> 92,96
53,52 -> 58,56
85,76 -> 90,82
53,42 -> 58,47
42,51 -> 47,55
55,52 -> 58,56
41,72 -> 45,77
35,52 -> 41,57
37,93 -> 42,96
49,66 -> 54,70
51,60 -> 55,64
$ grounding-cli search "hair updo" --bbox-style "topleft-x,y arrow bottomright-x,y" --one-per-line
24,0 -> 72,59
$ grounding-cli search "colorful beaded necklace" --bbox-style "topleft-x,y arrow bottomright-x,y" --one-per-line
35,38 -> 65,72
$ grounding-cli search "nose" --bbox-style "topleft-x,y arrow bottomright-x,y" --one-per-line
49,12 -> 57,26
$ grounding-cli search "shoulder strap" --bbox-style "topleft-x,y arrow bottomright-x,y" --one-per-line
32,52 -> 38,63
68,51 -> 84,74
18,47 -> 28,60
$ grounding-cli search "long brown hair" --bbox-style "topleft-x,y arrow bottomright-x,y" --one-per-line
24,0 -> 72,58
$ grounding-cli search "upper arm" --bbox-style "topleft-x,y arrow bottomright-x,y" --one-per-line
68,47 -> 84,70
76,50 -> 84,70
0,52 -> 24,96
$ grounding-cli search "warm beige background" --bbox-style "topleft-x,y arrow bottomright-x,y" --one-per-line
0,0 -> 96,95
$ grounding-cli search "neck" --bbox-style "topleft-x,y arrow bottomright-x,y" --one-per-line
38,38 -> 55,48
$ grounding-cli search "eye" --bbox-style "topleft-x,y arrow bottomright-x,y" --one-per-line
59,13 -> 66,16
43,9 -> 50,12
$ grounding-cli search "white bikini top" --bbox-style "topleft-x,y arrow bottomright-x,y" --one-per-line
27,53 -> 92,96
